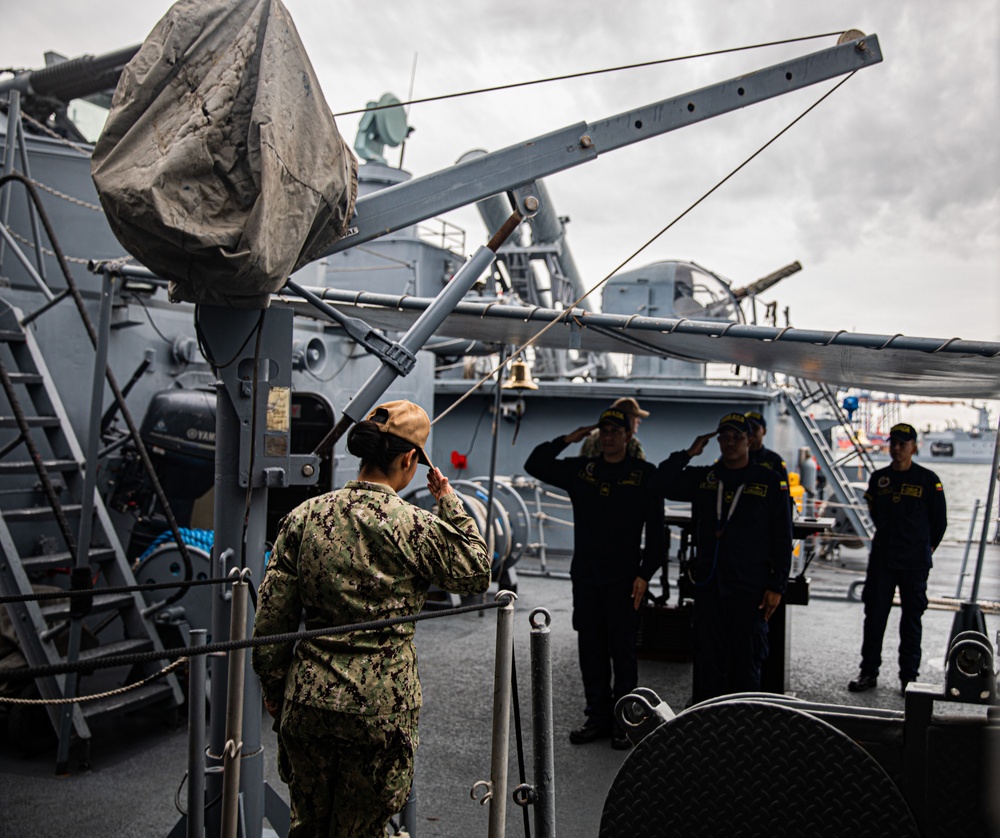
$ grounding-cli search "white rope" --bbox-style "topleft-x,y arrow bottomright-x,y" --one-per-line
0,656 -> 187,705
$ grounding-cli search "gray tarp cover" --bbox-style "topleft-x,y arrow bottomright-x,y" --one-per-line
91,0 -> 357,309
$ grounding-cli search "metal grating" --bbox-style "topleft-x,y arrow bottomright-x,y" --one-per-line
600,699 -> 920,837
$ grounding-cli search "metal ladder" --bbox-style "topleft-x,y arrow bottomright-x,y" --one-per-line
0,304 -> 182,770
786,380 -> 875,544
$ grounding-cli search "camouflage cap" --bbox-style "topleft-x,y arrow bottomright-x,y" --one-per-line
611,397 -> 650,418
366,400 -> 433,466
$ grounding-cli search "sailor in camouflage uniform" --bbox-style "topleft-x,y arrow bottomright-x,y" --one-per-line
252,400 -> 491,838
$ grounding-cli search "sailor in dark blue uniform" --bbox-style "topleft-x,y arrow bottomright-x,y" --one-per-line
525,407 -> 665,749
745,410 -> 789,483
656,413 -> 793,702
848,422 -> 947,696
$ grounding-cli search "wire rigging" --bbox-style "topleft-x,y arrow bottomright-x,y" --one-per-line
432,71 -> 859,427
334,32 -> 848,117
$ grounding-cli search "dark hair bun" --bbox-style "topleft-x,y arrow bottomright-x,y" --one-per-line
346,420 -> 386,460
347,419 -> 418,474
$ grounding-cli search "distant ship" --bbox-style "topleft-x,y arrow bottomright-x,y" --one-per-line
837,405 -> 998,465
920,406 -> 997,465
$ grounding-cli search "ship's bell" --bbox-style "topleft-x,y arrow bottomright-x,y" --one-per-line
503,360 -> 539,390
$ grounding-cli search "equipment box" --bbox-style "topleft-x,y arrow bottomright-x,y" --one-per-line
636,602 -> 693,661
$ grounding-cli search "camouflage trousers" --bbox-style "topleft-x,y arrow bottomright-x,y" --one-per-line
277,700 -> 419,838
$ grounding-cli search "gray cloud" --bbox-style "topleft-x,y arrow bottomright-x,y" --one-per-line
1,0 -> 996,344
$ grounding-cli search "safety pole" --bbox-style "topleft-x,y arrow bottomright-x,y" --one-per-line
221,576 -> 249,838
529,608 -> 556,838
398,776 -> 418,837
970,414 -> 1000,604
187,629 -> 207,838
954,499 -> 980,599
484,347 -> 508,575
488,592 -> 517,838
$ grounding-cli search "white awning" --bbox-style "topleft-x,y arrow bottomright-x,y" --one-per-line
280,287 -> 1000,399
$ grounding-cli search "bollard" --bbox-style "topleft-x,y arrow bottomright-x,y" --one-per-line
187,629 -> 207,838
221,576 -> 249,838
529,608 -> 556,838
488,591 -> 516,838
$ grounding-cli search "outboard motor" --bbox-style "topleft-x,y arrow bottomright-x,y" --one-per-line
108,388 -> 335,559
108,389 -> 216,558
138,389 -> 217,501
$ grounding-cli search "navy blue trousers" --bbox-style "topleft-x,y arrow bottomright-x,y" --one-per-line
692,585 -> 769,703
572,580 -> 639,727
860,560 -> 929,682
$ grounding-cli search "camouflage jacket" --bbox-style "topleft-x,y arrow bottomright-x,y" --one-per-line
579,431 -> 646,460
251,480 -> 491,714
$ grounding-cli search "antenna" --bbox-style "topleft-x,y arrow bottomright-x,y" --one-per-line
399,52 -> 418,169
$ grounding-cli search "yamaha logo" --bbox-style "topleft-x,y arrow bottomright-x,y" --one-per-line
186,428 -> 215,443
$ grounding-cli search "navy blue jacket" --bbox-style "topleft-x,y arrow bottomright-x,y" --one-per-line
864,462 -> 947,570
656,451 -> 793,596
524,438 -> 665,585
751,446 -> 789,483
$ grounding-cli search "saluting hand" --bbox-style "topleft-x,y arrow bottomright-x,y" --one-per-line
427,467 -> 453,501
686,432 -> 716,458
563,424 -> 598,444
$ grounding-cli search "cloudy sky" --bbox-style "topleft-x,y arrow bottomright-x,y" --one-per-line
3,1 -> 998,425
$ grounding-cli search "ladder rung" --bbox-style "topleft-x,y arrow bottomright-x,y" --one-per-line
21,547 -> 117,572
78,637 -> 154,663
39,592 -> 136,621
5,372 -> 43,385
0,416 -> 61,429
0,329 -> 25,343
3,504 -> 82,522
0,459 -> 79,475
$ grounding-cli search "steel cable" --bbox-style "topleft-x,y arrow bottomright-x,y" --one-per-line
0,594 -> 514,683
334,33 -> 847,116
